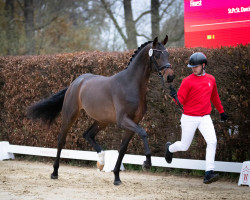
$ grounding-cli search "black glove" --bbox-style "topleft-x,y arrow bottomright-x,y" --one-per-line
169,85 -> 177,98
220,112 -> 228,121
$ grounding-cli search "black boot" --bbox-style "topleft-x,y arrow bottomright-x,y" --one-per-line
165,142 -> 173,164
203,170 -> 219,184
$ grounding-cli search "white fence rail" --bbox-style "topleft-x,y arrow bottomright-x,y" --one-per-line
0,141 -> 242,173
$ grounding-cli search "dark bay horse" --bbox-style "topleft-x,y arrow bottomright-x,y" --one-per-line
27,35 -> 175,185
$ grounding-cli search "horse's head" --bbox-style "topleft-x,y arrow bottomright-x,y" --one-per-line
149,35 -> 175,83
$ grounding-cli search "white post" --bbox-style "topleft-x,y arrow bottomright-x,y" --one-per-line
102,150 -> 125,172
0,141 -> 15,161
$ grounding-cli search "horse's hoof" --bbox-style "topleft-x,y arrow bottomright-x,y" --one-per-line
142,161 -> 151,171
96,161 -> 104,171
113,180 -> 122,186
51,173 -> 58,179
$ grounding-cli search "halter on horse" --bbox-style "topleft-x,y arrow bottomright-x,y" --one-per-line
27,35 -> 174,185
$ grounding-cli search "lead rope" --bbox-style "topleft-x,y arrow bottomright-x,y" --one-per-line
169,85 -> 184,112
157,71 -> 183,112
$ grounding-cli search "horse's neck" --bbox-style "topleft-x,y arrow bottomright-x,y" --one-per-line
125,51 -> 151,88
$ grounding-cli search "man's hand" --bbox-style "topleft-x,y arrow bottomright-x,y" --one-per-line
220,112 -> 228,121
169,85 -> 184,112
169,85 -> 177,98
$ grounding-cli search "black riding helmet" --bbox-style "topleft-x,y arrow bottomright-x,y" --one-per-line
187,52 -> 207,68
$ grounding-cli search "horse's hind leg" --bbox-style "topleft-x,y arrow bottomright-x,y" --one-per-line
82,121 -> 107,170
113,131 -> 134,185
51,107 -> 79,179
83,121 -> 107,153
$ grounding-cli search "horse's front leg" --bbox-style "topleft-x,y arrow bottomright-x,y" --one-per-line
113,131 -> 134,185
114,116 -> 152,185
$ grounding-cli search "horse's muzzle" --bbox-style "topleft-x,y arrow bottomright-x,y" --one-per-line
167,75 -> 175,83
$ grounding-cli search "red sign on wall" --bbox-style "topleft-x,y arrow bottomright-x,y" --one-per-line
184,0 -> 250,48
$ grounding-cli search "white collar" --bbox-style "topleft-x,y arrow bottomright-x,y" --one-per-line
195,70 -> 206,76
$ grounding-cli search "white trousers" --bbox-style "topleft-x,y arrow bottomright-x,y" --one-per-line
169,114 -> 217,171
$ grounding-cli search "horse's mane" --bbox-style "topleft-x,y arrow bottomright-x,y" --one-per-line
127,40 -> 152,67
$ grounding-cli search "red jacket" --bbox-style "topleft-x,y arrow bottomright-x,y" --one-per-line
177,73 -> 224,116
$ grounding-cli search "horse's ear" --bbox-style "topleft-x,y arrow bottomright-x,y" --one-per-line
161,35 -> 168,45
152,37 -> 158,48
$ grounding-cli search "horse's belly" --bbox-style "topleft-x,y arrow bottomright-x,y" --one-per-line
83,101 -> 116,123
79,77 -> 116,123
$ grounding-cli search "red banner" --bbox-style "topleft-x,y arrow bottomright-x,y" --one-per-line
184,0 -> 250,47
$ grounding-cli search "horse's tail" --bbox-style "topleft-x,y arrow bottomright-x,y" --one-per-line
27,87 -> 68,126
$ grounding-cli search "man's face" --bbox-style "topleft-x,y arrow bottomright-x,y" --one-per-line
191,65 -> 203,75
